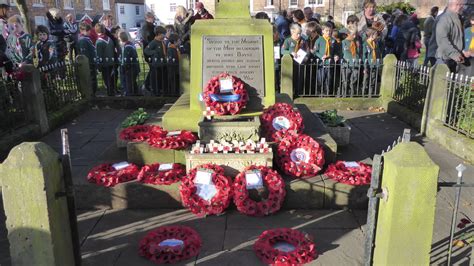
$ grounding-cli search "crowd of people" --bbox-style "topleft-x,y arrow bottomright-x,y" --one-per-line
0,0 -> 472,98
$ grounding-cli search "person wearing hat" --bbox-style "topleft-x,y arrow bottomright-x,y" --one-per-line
194,2 -> 213,20
144,26 -> 168,95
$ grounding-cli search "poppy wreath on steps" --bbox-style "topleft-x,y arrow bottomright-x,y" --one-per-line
138,225 -> 202,264
260,103 -> 304,142
147,130 -> 198,150
137,163 -> 186,185
325,161 -> 372,185
119,125 -> 166,142
86,163 -> 140,187
253,228 -> 318,265
202,73 -> 249,115
233,165 -> 286,217
276,133 -> 325,178
179,164 -> 232,216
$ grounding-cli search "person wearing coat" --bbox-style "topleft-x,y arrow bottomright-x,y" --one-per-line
356,0 -> 387,40
47,8 -> 67,61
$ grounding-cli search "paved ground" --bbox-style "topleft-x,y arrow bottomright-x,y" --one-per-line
0,108 -> 473,265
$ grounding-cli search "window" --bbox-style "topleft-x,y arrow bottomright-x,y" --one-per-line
289,0 -> 298,7
34,16 -> 47,26
266,0 -> 273,6
306,0 -> 322,5
120,5 -> 125,14
64,0 -> 73,9
150,4 -> 155,12
33,0 -> 43,7
170,3 -> 176,12
122,23 -> 126,29
102,0 -> 110,10
84,0 -> 92,10
136,6 -> 140,15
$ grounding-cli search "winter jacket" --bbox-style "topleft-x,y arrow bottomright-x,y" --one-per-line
96,34 -> 115,67
63,21 -> 79,43
77,35 -> 96,65
140,21 -> 155,49
194,9 -> 214,20
6,32 -> 33,67
121,42 -> 140,73
275,15 -> 290,44
36,40 -> 57,67
464,27 -> 474,52
435,9 -> 464,61
46,12 -> 65,42
356,11 -> 387,39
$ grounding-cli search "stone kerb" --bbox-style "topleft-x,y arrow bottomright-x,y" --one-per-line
379,54 -> 397,110
0,142 -> 75,265
75,55 -> 93,100
373,142 -> 439,265
423,64 -> 474,163
21,64 -> 50,134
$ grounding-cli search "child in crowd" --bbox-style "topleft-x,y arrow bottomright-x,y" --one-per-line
35,25 -> 56,68
281,23 -> 308,58
77,22 -> 97,96
362,28 -> 382,93
5,15 -> 33,70
164,25 -> 175,47
144,26 -> 168,95
314,23 -> 337,93
167,33 -> 180,94
95,23 -> 116,96
305,21 -> 320,56
118,31 -> 140,96
342,26 -> 361,94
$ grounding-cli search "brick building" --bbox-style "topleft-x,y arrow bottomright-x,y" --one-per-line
8,0 -> 115,31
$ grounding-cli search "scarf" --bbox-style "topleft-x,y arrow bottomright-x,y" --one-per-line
293,38 -> 301,53
98,33 -> 109,43
169,44 -> 180,60
470,27 -> 474,51
367,39 -> 377,61
346,37 -> 357,57
323,36 -> 331,57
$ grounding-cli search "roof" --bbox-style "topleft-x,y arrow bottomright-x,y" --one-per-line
115,0 -> 144,4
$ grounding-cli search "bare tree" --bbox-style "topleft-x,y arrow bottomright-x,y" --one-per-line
14,0 -> 31,34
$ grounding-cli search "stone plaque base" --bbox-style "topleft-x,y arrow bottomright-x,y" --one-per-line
198,115 -> 261,142
185,152 -> 273,177
323,122 -> 351,146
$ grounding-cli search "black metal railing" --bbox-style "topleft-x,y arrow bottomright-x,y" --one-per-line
442,73 -> 473,139
293,58 -> 383,98
393,61 -> 431,114
93,57 -> 180,97
0,76 -> 27,135
39,61 -> 83,113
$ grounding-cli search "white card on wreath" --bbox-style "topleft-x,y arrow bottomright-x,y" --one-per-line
343,161 -> 360,168
219,77 -> 233,93
112,161 -> 130,170
196,184 -> 217,201
293,49 -> 307,64
167,131 -> 181,136
195,170 -> 213,185
246,171 -> 263,189
158,163 -> 173,171
159,239 -> 184,248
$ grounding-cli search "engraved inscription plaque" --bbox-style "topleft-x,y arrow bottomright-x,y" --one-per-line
202,35 -> 265,97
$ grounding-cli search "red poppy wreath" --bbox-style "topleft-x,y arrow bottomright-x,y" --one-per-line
119,125 -> 166,142
86,162 -> 140,187
254,228 -> 318,265
147,129 -> 198,150
179,164 -> 232,216
276,133 -> 325,178
233,165 -> 286,217
260,103 -> 304,142
202,73 -> 249,115
137,163 -> 186,185
138,225 -> 202,264
325,161 -> 372,185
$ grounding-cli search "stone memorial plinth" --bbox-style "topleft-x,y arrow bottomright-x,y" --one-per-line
198,116 -> 260,142
185,152 -> 273,177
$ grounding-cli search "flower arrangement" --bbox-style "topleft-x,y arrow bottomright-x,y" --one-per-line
138,225 -> 202,264
254,228 -> 318,265
233,165 -> 286,217
119,124 -> 198,150
276,133 -> 325,178
86,162 -> 140,187
260,103 -> 304,142
179,164 -> 232,216
137,163 -> 186,185
119,125 -> 165,143
325,161 -> 372,185
121,108 -> 150,128
202,73 -> 249,115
